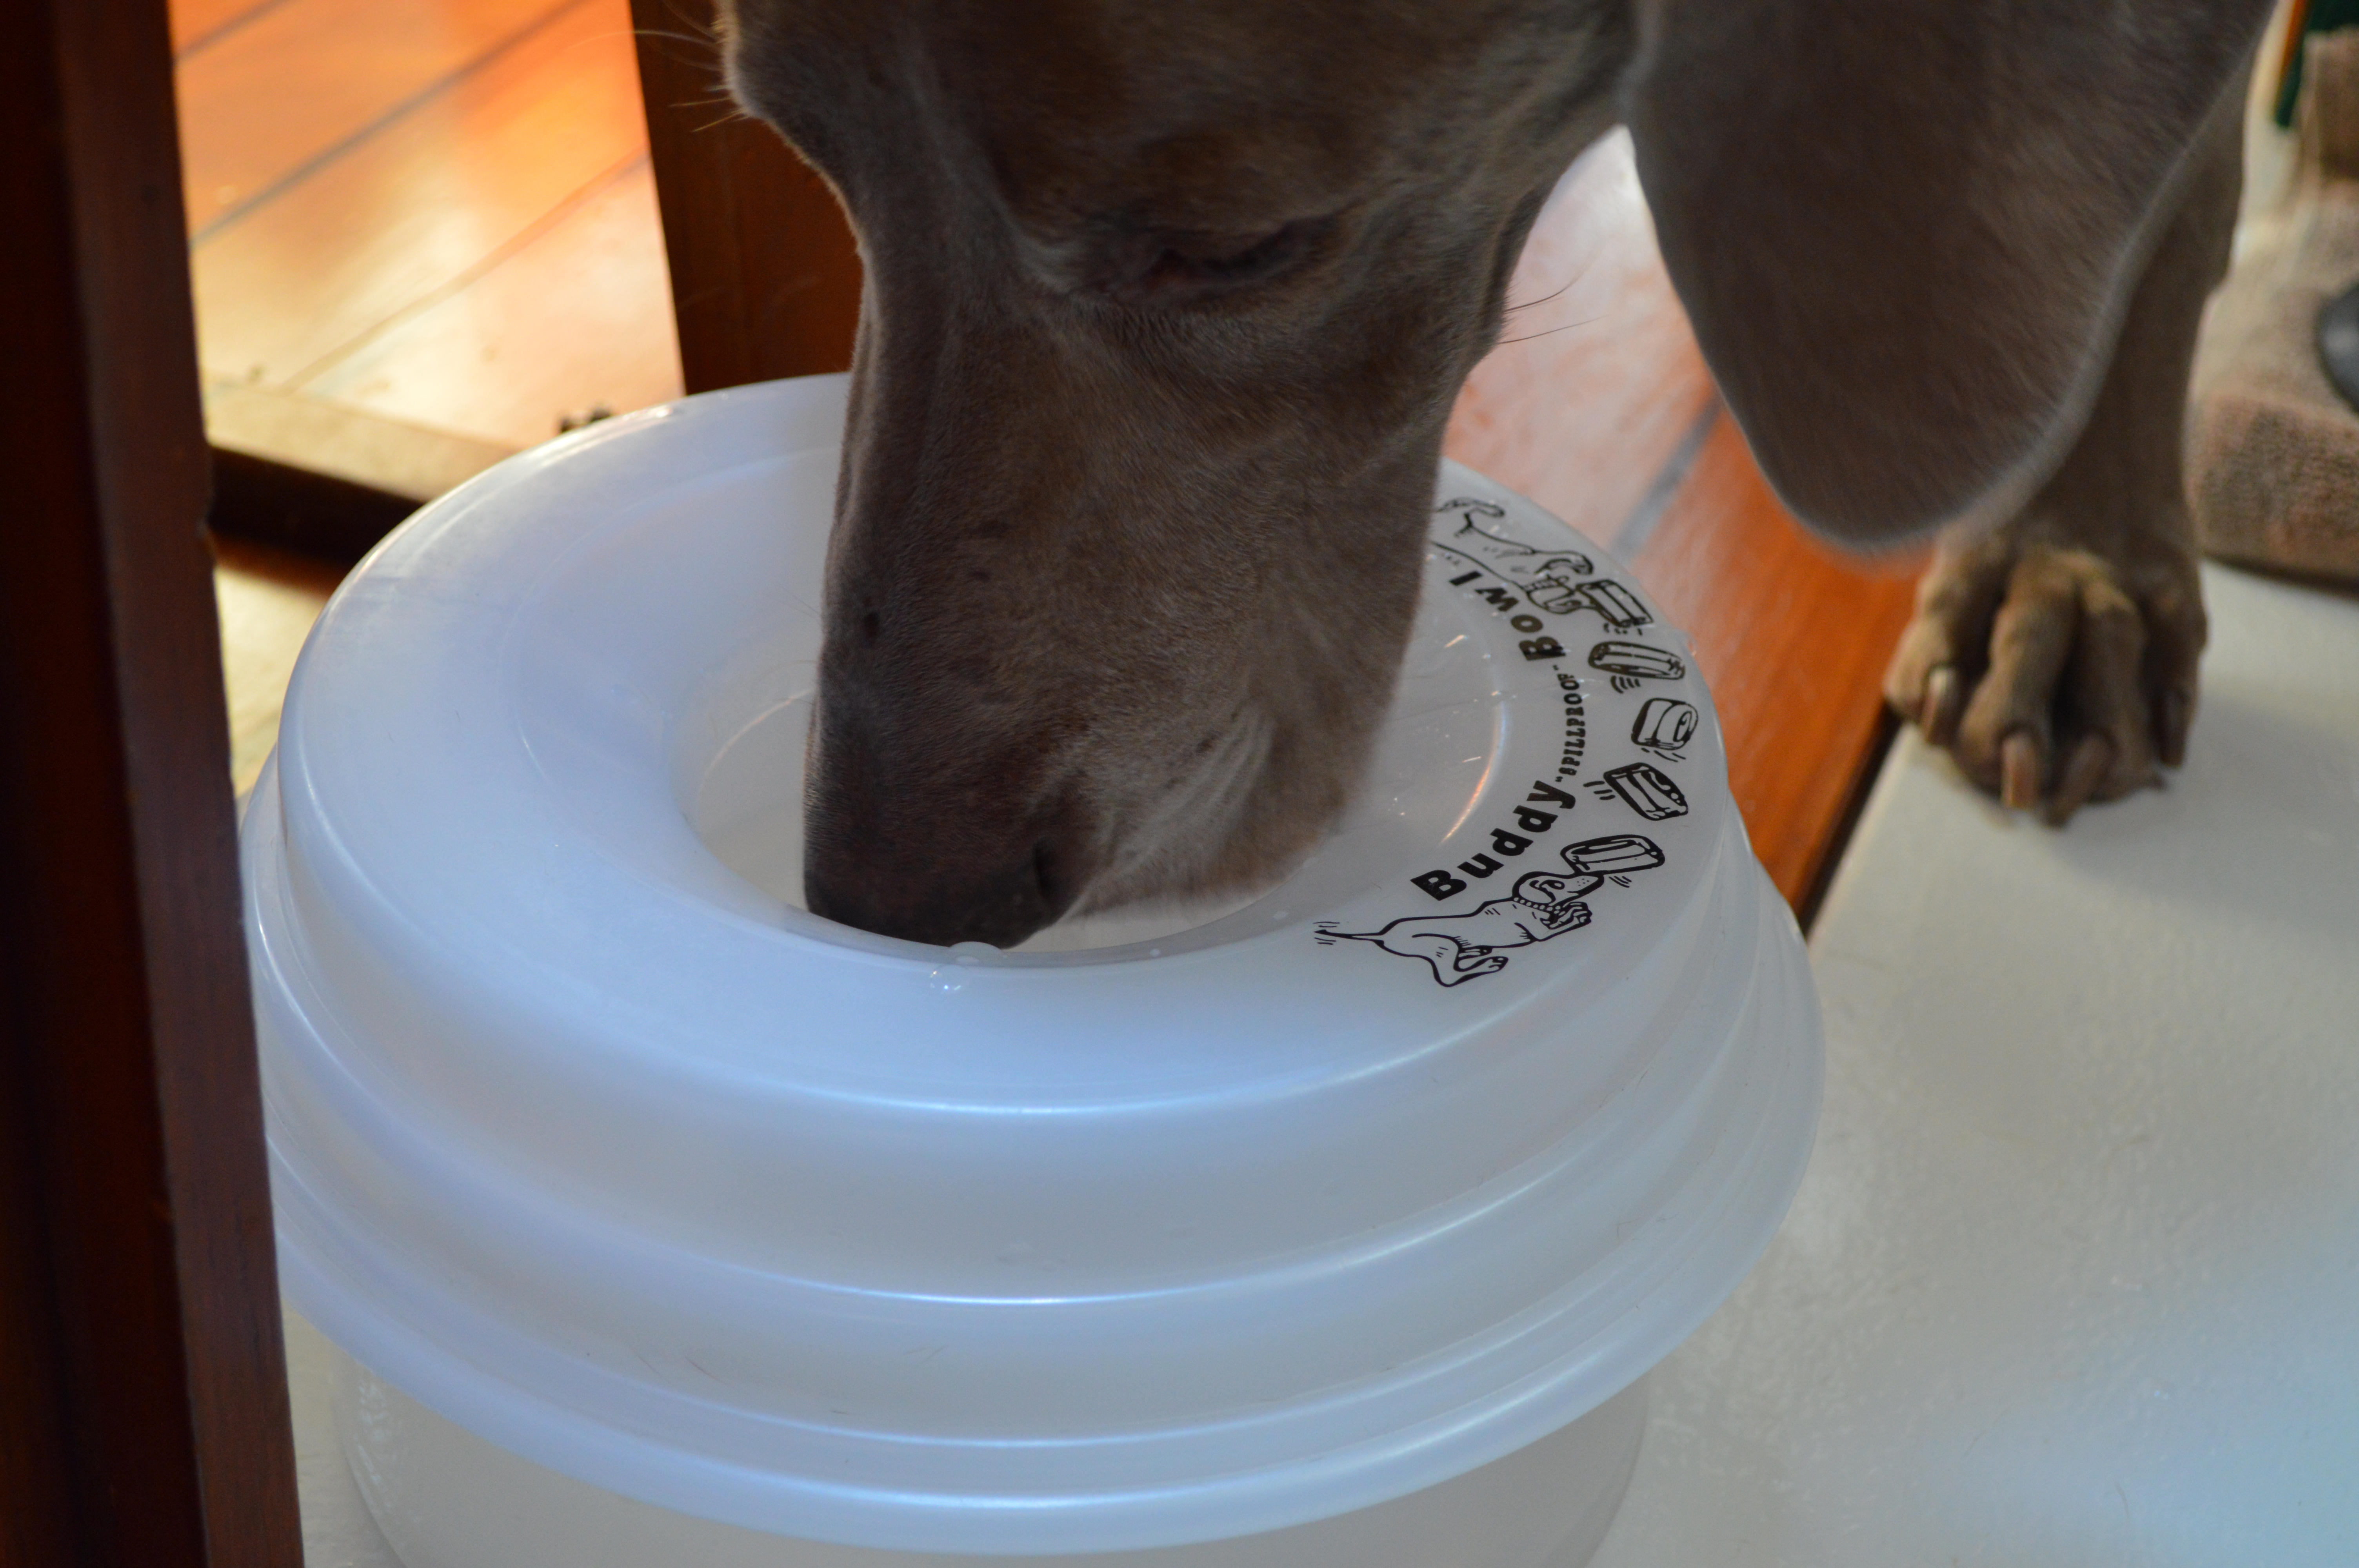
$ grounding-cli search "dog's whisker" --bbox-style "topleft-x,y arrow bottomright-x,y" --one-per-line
1496,312 -> 1609,347
1506,231 -> 1614,315
1504,274 -> 1580,315
629,28 -> 722,57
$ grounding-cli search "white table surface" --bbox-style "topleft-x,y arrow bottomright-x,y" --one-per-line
286,561 -> 2359,1566
1590,562 -> 2359,1568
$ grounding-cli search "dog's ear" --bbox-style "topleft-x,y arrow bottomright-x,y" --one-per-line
1623,0 -> 2269,543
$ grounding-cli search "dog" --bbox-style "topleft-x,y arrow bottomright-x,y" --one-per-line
714,0 -> 2273,947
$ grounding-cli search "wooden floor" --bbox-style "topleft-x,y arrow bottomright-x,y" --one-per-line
215,539 -> 343,799
176,0 -> 680,450
188,0 -> 1914,914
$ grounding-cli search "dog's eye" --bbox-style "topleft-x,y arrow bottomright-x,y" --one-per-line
1147,222 -> 1317,288
1094,218 -> 1330,305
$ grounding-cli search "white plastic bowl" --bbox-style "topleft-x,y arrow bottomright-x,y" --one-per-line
244,375 -> 1820,1566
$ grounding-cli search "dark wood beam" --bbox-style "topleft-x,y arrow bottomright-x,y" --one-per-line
207,446 -> 425,565
202,385 -> 516,564
0,1 -> 303,1562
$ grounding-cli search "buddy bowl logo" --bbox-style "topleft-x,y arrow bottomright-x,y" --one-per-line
1317,499 -> 1698,988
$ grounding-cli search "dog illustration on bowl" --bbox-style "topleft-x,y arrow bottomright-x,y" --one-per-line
1430,498 -> 1594,615
1321,836 -> 1666,987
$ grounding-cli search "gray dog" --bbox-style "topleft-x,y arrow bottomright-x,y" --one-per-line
716,0 -> 2273,947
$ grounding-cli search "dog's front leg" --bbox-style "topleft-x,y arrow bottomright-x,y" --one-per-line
1883,76 -> 2247,823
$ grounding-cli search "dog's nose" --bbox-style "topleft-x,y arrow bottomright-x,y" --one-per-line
805,835 -> 1078,949
803,762 -> 1089,949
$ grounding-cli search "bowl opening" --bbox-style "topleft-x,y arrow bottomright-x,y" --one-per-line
511,445 -> 1518,965
683,677 -> 1270,955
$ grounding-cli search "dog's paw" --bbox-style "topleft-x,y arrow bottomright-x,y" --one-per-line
1883,525 -> 2206,824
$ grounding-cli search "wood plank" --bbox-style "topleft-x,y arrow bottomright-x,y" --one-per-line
631,0 -> 861,388
207,378 -> 516,495
298,156 -> 683,445
1629,416 -> 1921,914
191,0 -> 647,388
177,0 -> 576,235
1,0 -> 301,1560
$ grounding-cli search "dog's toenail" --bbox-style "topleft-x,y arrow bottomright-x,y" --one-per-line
1922,665 -> 1960,744
2157,686 -> 2194,768
2044,733 -> 2114,826
2000,731 -> 2042,811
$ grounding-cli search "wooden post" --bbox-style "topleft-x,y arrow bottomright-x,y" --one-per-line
0,1 -> 303,1562
630,0 -> 865,390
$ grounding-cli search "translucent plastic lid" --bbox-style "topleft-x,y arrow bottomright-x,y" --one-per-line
246,375 -> 1819,1553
